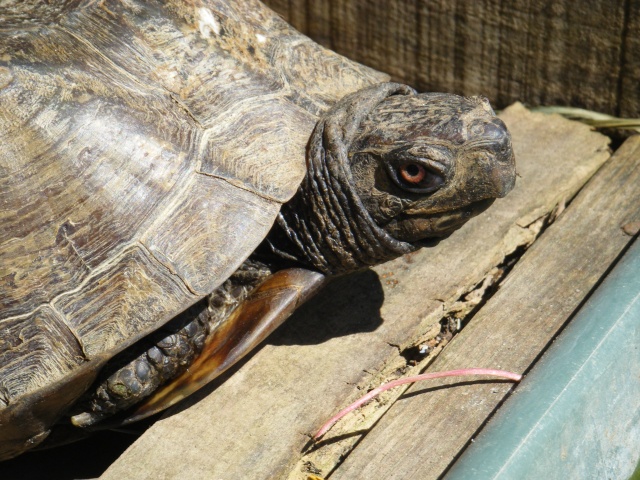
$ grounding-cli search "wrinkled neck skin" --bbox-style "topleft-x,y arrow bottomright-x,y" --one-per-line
259,84 -> 418,276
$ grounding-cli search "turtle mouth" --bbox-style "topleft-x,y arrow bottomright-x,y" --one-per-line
383,198 -> 496,243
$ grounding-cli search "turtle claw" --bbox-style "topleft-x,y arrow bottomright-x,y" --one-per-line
122,268 -> 326,424
70,411 -> 99,428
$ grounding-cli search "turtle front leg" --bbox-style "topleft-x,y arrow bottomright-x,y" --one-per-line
69,302 -> 210,427
69,260 -> 274,427
69,260 -> 325,428
123,267 -> 326,424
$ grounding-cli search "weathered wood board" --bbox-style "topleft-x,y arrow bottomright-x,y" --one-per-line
332,137 -> 640,480
100,106 -> 615,479
265,0 -> 640,118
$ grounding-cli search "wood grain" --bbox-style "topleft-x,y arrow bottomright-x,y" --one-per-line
332,136 -> 640,479
265,0 -> 640,117
101,106 -> 612,479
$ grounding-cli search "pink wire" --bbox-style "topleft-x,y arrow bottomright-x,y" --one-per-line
314,368 -> 522,440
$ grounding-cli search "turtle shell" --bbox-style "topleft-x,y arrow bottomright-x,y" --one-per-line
0,0 -> 387,458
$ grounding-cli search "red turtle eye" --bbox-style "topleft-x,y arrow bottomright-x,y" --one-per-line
398,164 -> 427,185
388,157 -> 445,193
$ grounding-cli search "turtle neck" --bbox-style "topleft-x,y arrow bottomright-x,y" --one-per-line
260,83 -> 418,275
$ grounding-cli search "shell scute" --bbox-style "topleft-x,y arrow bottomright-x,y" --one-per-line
140,174 -> 280,296
52,245 -> 198,359
0,306 -> 84,405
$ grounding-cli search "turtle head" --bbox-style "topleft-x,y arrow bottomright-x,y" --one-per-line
349,93 -> 516,243
263,84 -> 516,275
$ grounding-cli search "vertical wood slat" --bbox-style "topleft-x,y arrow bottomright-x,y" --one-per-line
265,0 -> 639,116
620,0 -> 640,117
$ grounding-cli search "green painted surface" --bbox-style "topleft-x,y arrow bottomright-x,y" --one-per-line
629,458 -> 640,480
446,237 -> 640,480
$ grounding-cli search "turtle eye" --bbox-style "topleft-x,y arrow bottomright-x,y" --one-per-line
395,162 -> 444,192
399,164 -> 427,184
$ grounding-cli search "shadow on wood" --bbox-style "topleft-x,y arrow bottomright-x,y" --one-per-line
270,269 -> 384,347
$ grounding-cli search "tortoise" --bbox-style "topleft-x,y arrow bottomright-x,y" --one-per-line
0,0 -> 516,460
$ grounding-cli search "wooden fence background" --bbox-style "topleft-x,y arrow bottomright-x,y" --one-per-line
265,0 -> 640,117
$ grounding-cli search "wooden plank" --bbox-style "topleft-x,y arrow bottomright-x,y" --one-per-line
332,136 -> 640,479
264,0 -> 640,117
101,106 -> 610,479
